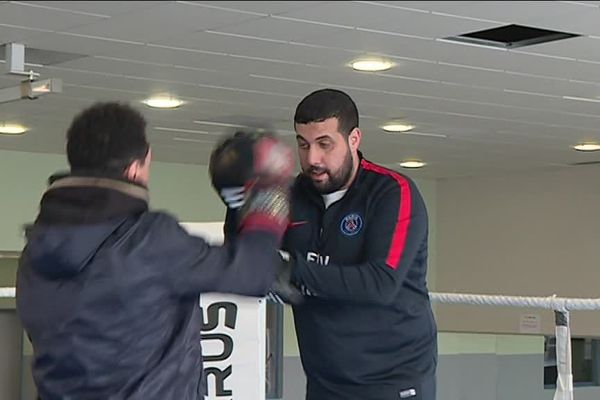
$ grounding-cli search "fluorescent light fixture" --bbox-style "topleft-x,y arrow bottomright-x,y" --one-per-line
143,95 -> 184,109
0,78 -> 62,104
155,126 -> 214,135
351,58 -> 393,72
382,122 -> 415,132
0,124 -> 27,135
573,143 -> 600,152
398,160 -> 426,169
404,131 -> 447,138
173,137 -> 214,143
31,80 -> 53,93
193,120 -> 248,128
562,95 -> 600,103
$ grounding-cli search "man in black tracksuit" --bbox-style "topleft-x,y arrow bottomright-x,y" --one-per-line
287,89 -> 438,400
220,89 -> 437,399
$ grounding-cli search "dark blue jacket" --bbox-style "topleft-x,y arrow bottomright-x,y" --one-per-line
17,175 -> 281,400
284,157 -> 438,400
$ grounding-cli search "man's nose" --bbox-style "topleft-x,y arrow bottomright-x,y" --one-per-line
307,147 -> 322,167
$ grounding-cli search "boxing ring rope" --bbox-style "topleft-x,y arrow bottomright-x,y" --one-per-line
429,292 -> 600,400
430,292 -> 600,312
0,287 -> 14,298
3,288 -> 597,399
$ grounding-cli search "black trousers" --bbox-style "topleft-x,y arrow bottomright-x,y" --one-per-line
306,374 -> 437,400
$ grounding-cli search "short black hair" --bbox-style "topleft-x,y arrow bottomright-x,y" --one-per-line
294,88 -> 359,135
66,102 -> 149,173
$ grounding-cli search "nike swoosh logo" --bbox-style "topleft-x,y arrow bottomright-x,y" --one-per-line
288,221 -> 308,228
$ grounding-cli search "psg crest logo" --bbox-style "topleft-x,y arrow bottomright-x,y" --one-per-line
340,213 -> 363,236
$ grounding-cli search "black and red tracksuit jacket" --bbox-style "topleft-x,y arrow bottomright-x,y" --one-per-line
285,155 -> 438,399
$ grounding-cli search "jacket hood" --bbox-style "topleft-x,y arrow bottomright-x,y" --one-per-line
24,174 -> 149,279
25,221 -> 124,279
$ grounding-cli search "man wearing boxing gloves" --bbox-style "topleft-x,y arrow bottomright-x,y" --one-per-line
214,89 -> 437,400
16,102 -> 301,399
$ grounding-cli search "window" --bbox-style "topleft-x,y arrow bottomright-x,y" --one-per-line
544,336 -> 600,387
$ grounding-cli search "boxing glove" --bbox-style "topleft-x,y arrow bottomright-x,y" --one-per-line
209,131 -> 294,209
209,131 -> 294,238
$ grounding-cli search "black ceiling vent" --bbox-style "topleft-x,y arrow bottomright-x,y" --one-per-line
444,24 -> 580,49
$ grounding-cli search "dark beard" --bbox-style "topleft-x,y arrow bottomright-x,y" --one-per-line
307,150 -> 354,194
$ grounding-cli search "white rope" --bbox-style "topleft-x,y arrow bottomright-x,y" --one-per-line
2,287 -> 600,312
0,286 -> 584,399
431,292 -> 600,312
0,287 -> 15,298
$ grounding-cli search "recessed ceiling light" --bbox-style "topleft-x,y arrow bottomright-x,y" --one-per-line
142,95 -> 184,109
398,160 -> 426,169
573,143 -> 600,152
382,122 -> 415,133
0,124 -> 28,135
351,58 -> 393,72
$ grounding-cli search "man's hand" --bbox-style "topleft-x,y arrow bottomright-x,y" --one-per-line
266,253 -> 304,305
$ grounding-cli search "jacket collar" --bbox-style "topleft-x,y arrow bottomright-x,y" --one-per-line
48,176 -> 149,203
35,173 -> 149,225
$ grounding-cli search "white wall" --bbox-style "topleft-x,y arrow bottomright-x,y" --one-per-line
0,149 -> 224,251
435,164 -> 600,336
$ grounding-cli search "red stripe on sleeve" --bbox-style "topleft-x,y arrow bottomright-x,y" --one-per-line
361,159 -> 412,269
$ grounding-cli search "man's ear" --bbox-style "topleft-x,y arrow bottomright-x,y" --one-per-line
348,127 -> 361,151
125,160 -> 138,181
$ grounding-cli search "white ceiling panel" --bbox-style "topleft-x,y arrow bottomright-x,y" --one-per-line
296,28 -> 435,58
514,4 -> 600,36
534,17 -> 600,38
201,14 -> 345,42
0,2 -> 106,31
65,73 -> 301,108
25,1 -> 164,17
250,67 -> 600,119
31,64 -> 120,88
62,2 -> 263,43
278,1 -> 497,38
49,56 -> 247,85
0,23 -> 50,43
276,2 -> 415,30
387,1 -> 582,29
48,58 -> 319,95
22,31 -> 148,59
492,51 -> 580,80
152,30 -> 359,68
296,29 -> 516,70
362,2 -> 495,16
3,1 -> 600,179
517,37 -> 600,63
185,1 -> 332,16
567,61 -> 600,84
